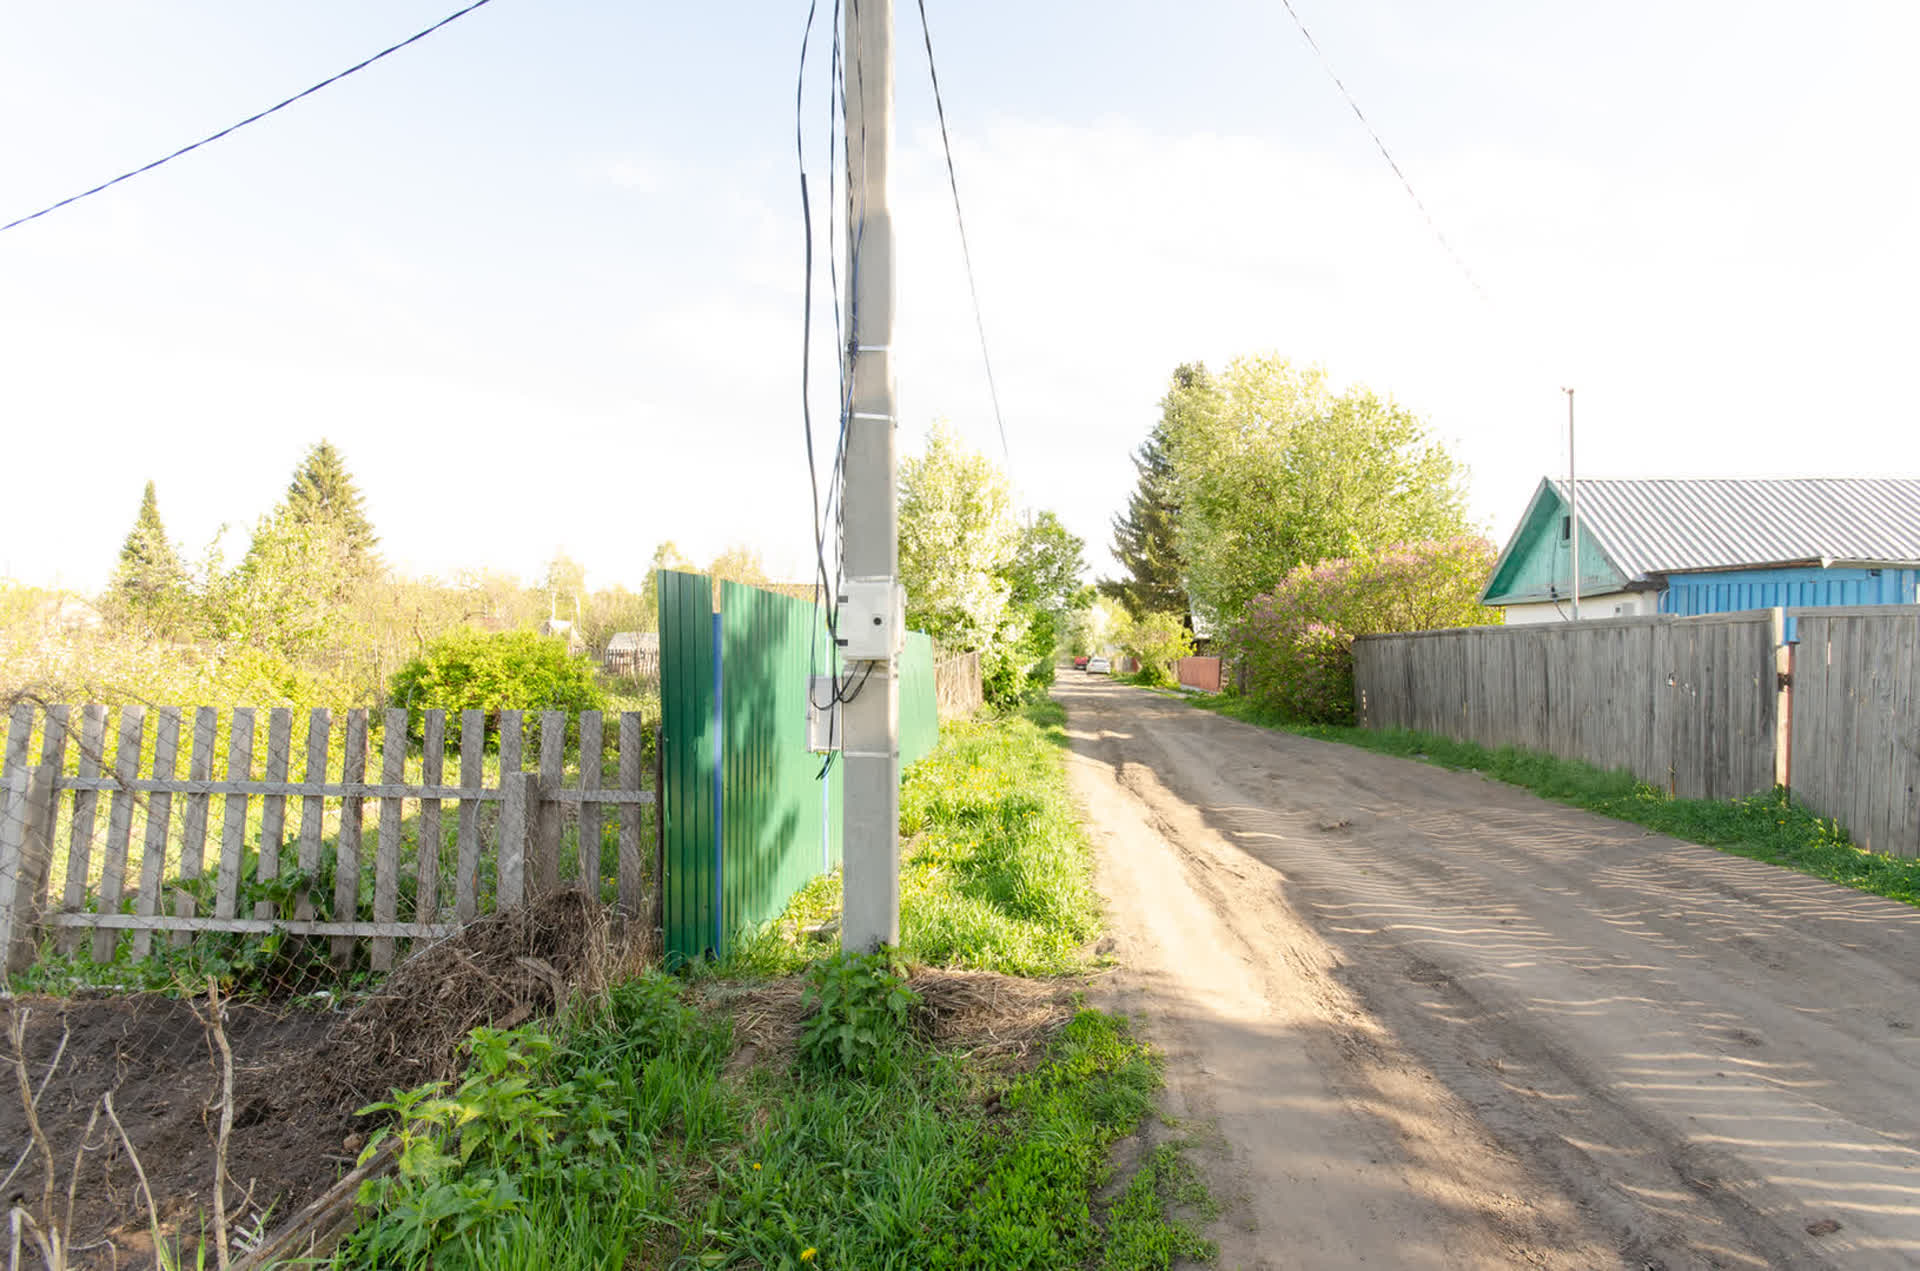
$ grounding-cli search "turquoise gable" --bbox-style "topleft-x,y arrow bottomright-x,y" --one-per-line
1481,479 -> 1630,604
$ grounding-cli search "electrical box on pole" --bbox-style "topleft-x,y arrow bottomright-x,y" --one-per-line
836,581 -> 906,661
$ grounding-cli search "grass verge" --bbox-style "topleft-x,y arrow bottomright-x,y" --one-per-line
332,973 -> 1214,1270
722,701 -> 1103,977
1191,693 -> 1920,906
333,701 -> 1216,1269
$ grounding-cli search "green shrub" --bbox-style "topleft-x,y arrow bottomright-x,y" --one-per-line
798,950 -> 920,1080
982,648 -> 1027,709
1228,538 -> 1498,724
1114,610 -> 1192,687
387,629 -> 604,748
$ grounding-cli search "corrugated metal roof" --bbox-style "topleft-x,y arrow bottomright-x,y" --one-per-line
1548,478 -> 1920,580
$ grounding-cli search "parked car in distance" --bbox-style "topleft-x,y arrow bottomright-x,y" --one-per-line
1072,655 -> 1089,670
1086,656 -> 1111,674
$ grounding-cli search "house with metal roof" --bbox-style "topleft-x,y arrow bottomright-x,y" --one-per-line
1479,477 -> 1920,626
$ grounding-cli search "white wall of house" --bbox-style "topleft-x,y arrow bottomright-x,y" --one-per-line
1498,591 -> 1658,624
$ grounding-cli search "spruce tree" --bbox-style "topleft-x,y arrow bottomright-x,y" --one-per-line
113,480 -> 184,609
281,439 -> 379,573
1102,365 -> 1198,618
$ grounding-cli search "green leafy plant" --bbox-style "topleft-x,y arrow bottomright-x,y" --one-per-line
798,949 -> 920,1079
387,628 -> 605,750
346,1026 -> 567,1266
1227,538 -> 1499,723
1101,1142 -> 1219,1270
1113,609 -> 1192,687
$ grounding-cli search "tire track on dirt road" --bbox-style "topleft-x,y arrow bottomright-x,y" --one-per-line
1062,675 -> 1920,1269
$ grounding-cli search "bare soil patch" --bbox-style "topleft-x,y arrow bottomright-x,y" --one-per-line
4,993 -> 346,1264
2,887 -> 614,1267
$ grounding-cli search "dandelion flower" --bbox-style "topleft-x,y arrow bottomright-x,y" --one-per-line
752,1162 -> 762,1171
801,1249 -> 817,1263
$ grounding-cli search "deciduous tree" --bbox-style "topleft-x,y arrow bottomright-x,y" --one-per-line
542,552 -> 587,619
899,421 -> 1021,655
898,422 -> 1033,702
1114,609 -> 1195,686
707,545 -> 770,587
638,540 -> 696,630
1164,356 -> 1470,623
1227,537 -> 1499,723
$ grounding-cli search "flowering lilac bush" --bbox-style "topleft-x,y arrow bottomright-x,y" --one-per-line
1226,538 -> 1499,723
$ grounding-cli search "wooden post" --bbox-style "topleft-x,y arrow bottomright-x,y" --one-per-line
133,708 -> 181,959
332,709 -> 368,969
94,706 -> 144,964
32,708 -> 69,914
1771,608 -> 1792,792
2,702 -> 32,779
295,709 -> 331,921
578,711 -> 604,900
371,709 -> 408,970
455,711 -> 483,922
255,709 -> 293,921
651,721 -> 665,950
535,712 -> 564,895
173,706 -> 217,948
60,705 -> 108,954
0,763 -> 57,975
527,771 -> 559,899
417,711 -> 445,929
498,768 -> 529,909
216,708 -> 254,921
617,713 -> 645,929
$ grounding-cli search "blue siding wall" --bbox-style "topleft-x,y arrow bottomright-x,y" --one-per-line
1659,566 -> 1919,638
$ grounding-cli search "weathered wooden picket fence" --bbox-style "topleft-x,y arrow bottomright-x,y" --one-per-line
1354,610 -> 1785,802
1790,608 -> 1920,857
1354,604 -> 1920,855
0,703 -> 659,977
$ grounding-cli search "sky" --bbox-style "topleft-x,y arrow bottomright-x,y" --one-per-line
3,1 -> 1916,596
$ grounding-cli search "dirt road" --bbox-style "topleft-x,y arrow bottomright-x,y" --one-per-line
1060,674 -> 1920,1270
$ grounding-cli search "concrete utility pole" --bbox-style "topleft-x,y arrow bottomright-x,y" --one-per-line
841,0 -> 902,953
1565,387 -> 1580,621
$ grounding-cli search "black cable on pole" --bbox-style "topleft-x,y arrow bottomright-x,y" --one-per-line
1274,0 -> 1487,303
1,0 -> 499,235
799,0 -> 827,606
798,0 -> 844,719
912,0 -> 1012,470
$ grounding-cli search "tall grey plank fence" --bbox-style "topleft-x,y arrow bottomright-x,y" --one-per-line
1790,607 -> 1920,857
1355,605 -> 1920,855
1354,610 -> 1787,803
0,704 -> 660,978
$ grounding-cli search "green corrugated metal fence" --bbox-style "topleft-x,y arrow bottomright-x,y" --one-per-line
657,571 -> 718,962
658,571 -> 939,962
718,579 -> 844,956
899,631 -> 938,766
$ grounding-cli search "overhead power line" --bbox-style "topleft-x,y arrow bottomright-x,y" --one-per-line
1,0 -> 499,235
1275,0 -> 1487,303
912,0 -> 1012,471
